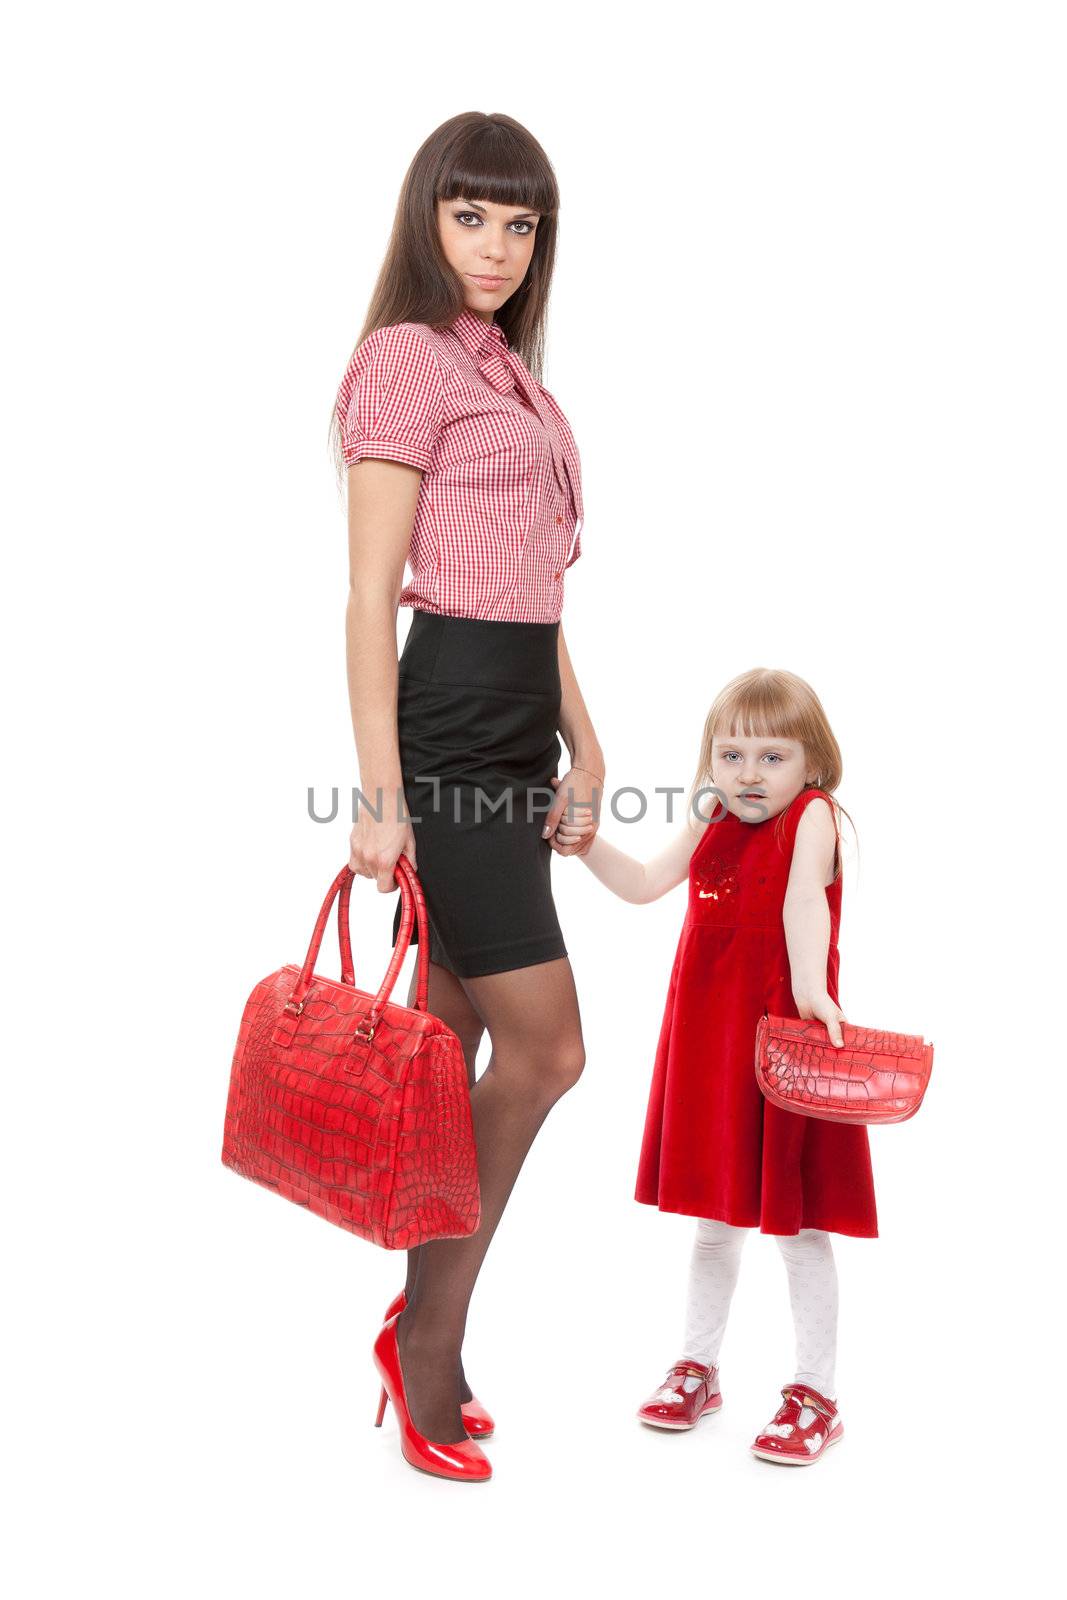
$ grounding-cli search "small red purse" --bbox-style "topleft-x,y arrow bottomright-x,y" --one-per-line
221,856 -> 480,1248
755,1014 -> 934,1125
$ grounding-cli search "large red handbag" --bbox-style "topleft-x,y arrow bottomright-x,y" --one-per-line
755,1013 -> 934,1125
221,856 -> 481,1248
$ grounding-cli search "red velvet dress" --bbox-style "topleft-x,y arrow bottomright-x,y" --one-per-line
635,788 -> 878,1237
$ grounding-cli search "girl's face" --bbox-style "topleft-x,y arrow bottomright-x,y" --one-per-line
710,733 -> 817,821
436,196 -> 541,320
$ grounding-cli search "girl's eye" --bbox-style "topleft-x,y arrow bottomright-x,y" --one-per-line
721,751 -> 740,762
762,753 -> 783,763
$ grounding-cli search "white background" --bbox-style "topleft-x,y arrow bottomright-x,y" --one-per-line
6,2 -> 1063,1594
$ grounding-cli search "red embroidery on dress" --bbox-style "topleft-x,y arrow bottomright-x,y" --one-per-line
695,855 -> 740,901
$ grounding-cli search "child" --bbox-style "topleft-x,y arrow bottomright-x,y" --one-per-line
558,667 -> 877,1465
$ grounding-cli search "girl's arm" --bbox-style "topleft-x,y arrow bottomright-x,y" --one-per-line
577,816 -> 707,904
783,798 -> 846,1046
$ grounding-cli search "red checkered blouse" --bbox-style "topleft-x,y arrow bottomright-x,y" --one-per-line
335,308 -> 584,623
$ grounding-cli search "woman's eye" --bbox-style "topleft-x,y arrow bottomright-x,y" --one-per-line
453,213 -> 535,234
454,212 -> 534,233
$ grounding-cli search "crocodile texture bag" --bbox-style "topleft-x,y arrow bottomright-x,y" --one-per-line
221,857 -> 481,1248
755,1014 -> 934,1125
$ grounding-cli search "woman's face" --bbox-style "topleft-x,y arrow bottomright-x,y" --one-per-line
436,196 -> 540,320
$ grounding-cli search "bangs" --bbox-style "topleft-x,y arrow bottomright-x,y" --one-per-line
711,682 -> 809,743
437,123 -> 558,216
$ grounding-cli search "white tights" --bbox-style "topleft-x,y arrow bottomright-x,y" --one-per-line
680,1219 -> 839,1399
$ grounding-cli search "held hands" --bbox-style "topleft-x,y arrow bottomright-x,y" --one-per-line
543,771 -> 601,856
793,990 -> 847,1048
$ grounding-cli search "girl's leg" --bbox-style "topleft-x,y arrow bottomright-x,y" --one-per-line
772,1228 -> 839,1398
681,1218 -> 750,1379
397,955 -> 585,1443
402,960 -> 485,1403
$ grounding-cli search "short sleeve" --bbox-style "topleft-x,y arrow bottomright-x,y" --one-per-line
338,324 -> 444,472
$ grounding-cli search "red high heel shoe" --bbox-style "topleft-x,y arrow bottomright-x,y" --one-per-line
383,1290 -> 495,1439
373,1315 -> 492,1483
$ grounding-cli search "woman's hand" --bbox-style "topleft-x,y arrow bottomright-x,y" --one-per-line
543,771 -> 601,856
793,990 -> 847,1048
349,812 -> 417,894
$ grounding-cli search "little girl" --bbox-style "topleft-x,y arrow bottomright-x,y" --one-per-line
557,667 -> 877,1465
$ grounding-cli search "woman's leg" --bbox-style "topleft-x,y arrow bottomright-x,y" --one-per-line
681,1219 -> 749,1377
772,1228 -> 839,1398
402,959 -> 485,1403
396,954 -> 585,1442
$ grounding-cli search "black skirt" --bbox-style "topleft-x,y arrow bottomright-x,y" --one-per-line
389,609 -> 568,978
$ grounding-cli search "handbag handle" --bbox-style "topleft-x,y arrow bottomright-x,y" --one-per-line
286,855 -> 430,1029
335,856 -> 426,993
338,872 -> 356,985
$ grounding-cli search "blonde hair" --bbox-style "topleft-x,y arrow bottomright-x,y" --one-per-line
686,667 -> 854,876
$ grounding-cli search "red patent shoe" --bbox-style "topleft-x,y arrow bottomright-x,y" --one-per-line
750,1383 -> 844,1465
383,1290 -> 495,1439
636,1361 -> 723,1430
372,1316 -> 492,1483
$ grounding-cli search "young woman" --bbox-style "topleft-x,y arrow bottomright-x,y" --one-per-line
330,112 -> 604,1483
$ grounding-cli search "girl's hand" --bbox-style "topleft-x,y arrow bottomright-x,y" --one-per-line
794,990 -> 847,1048
544,771 -> 601,857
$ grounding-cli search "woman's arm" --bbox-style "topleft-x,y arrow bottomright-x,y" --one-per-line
575,816 -> 706,904
345,459 -> 422,891
542,624 -> 607,855
555,623 -> 604,780
783,798 -> 846,1045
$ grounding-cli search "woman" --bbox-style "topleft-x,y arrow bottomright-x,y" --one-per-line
330,112 -> 604,1483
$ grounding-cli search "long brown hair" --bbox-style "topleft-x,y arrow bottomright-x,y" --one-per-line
687,668 -> 856,877
328,111 -> 561,486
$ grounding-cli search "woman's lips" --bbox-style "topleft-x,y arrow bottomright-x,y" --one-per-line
468,273 -> 506,288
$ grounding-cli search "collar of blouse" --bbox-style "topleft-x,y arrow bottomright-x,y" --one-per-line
450,305 -> 509,355
448,307 -> 516,397
447,308 -> 575,514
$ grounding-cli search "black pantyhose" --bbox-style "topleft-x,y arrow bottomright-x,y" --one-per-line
395,955 -> 585,1444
